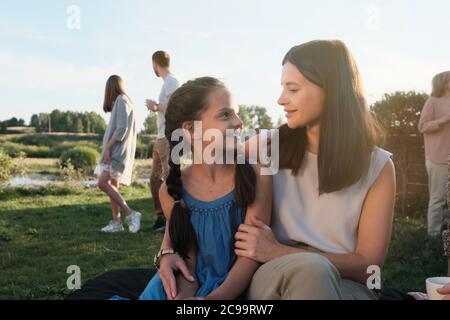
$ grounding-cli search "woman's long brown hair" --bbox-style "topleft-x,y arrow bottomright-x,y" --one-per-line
103,75 -> 131,112
279,40 -> 382,195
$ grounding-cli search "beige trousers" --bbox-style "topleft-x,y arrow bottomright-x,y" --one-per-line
425,160 -> 448,236
149,138 -> 170,217
247,252 -> 378,300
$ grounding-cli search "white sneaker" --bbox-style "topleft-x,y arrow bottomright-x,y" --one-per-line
126,211 -> 142,233
101,220 -> 125,233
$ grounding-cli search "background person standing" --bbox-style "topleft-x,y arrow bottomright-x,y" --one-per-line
418,71 -> 450,237
146,51 -> 180,233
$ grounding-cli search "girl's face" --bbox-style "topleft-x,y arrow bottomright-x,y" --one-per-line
189,86 -> 243,158
278,62 -> 325,129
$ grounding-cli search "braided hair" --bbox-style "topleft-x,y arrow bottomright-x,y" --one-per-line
165,76 -> 256,259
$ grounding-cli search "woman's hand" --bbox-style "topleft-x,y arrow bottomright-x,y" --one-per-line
234,216 -> 284,263
437,283 -> 450,300
159,253 -> 195,300
103,147 -> 111,165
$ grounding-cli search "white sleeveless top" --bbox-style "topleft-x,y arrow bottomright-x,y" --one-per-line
271,147 -> 392,254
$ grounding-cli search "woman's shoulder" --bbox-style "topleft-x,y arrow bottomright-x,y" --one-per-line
372,147 -> 392,160
367,147 -> 394,186
423,96 -> 437,108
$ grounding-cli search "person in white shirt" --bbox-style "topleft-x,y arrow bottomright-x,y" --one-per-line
146,51 -> 180,233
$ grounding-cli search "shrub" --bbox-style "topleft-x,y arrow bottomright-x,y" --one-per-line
0,150 -> 14,182
0,150 -> 27,183
0,141 -> 51,158
0,135 -> 102,158
59,146 -> 99,174
136,135 -> 154,159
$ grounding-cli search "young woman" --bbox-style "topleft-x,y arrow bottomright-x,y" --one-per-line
133,77 -> 272,300
418,71 -> 450,236
95,75 -> 142,233
234,40 -> 396,299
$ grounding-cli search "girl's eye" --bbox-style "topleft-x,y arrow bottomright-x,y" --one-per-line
222,112 -> 230,118
289,89 -> 298,93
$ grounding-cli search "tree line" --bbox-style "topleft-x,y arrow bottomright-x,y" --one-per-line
141,104 -> 276,134
30,110 -> 106,134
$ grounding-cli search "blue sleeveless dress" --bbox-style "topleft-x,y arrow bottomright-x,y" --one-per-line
137,187 -> 245,300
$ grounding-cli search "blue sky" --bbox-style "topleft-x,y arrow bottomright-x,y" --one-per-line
0,0 -> 448,131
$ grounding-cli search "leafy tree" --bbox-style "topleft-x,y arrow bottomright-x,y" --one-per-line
141,114 -> 158,135
50,109 -> 63,132
74,117 -> 84,133
371,91 -> 429,215
238,105 -> 273,130
29,110 -> 106,134
30,114 -> 39,128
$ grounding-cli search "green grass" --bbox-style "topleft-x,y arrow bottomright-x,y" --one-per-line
383,216 -> 448,291
21,158 -> 60,175
0,132 -> 154,159
0,183 -> 448,299
0,183 -> 161,299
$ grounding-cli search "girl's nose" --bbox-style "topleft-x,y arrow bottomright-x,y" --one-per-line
232,114 -> 243,130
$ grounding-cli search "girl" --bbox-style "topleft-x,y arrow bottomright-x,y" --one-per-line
95,75 -> 142,233
234,40 -> 396,299
138,76 -> 272,300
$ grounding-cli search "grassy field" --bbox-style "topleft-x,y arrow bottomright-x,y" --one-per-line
0,132 -> 154,160
0,183 -> 162,299
0,181 -> 448,299
0,148 -> 448,299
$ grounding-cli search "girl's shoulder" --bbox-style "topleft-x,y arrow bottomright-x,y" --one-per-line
116,94 -> 133,107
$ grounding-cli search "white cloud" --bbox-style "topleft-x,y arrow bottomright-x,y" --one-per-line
0,51 -> 125,94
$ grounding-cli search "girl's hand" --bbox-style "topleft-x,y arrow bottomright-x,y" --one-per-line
103,148 -> 111,165
234,216 -> 283,263
159,253 -> 195,300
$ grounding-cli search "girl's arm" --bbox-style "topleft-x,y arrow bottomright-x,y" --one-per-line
158,183 -> 198,300
236,159 -> 396,285
112,97 -> 130,141
206,164 -> 272,300
103,98 -> 130,163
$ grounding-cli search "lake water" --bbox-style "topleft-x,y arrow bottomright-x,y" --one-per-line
8,174 -> 149,187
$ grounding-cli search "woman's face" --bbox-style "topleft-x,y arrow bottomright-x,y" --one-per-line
278,62 -> 325,129
187,86 -> 243,160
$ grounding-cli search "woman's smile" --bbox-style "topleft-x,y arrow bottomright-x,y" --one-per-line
284,109 -> 298,117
